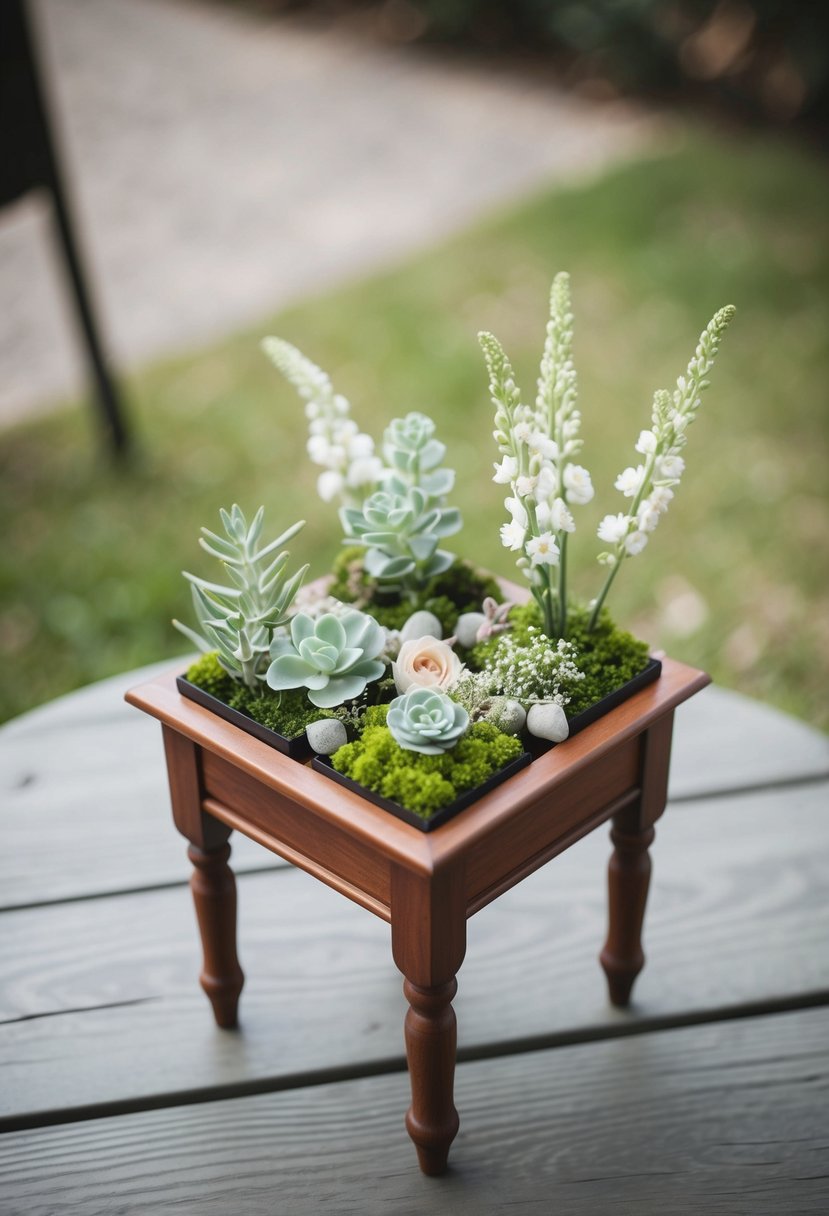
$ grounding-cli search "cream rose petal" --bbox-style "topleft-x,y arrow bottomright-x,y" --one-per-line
392,636 -> 464,694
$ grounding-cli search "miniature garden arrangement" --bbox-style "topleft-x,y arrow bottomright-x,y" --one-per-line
175,274 -> 734,829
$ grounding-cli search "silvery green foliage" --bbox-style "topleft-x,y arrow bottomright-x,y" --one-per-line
387,687 -> 470,755
382,412 -> 455,502
340,483 -> 462,591
266,610 -> 386,709
173,505 -> 308,692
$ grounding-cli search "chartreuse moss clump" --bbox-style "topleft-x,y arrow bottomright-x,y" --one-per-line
330,707 -> 522,819
469,602 -> 650,718
186,651 -> 334,739
329,547 -> 500,633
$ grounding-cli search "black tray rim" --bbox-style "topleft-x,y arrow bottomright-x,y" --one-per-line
312,750 -> 533,832
176,674 -> 312,760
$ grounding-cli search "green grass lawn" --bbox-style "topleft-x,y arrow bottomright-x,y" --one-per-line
2,125 -> 828,729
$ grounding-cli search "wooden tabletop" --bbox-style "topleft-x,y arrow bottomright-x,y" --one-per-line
2,661 -> 828,1213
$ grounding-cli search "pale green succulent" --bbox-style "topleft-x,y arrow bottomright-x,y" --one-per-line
340,482 -> 461,592
266,610 -> 386,708
174,505 -> 308,691
387,687 -> 469,755
382,412 -> 455,502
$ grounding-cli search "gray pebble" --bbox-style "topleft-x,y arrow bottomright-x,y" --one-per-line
400,610 -> 443,643
488,697 -> 527,735
526,702 -> 570,743
306,718 -> 348,755
454,611 -> 485,649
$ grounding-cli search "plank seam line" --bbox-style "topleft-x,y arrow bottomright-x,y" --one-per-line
0,997 -> 159,1027
669,771 -> 829,805
2,988 -> 827,1135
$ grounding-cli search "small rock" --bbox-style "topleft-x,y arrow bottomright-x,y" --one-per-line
454,611 -> 485,649
488,698 -> 527,736
400,610 -> 443,643
306,718 -> 348,755
526,702 -> 570,743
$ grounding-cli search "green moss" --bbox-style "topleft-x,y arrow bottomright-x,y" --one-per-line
186,651 -> 331,739
330,717 -> 523,818
330,550 -> 500,633
469,602 -> 650,718
185,652 -> 236,700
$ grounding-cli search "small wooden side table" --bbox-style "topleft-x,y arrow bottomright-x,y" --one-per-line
126,657 -> 708,1175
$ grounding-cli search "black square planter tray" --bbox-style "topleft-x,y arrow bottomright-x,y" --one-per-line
176,674 -> 312,760
311,750 -> 533,832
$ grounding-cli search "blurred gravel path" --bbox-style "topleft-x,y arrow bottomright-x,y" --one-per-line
0,0 -> 653,425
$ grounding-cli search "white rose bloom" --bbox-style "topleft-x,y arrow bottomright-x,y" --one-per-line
492,455 -> 518,484
500,520 -> 527,551
597,513 -> 631,545
656,454 -> 685,480
624,530 -> 649,555
563,464 -> 595,505
551,497 -> 576,533
614,465 -> 645,497
635,429 -> 658,455
393,636 -> 464,695
504,496 -> 528,527
526,532 -> 560,567
528,431 -> 559,460
515,474 -> 538,498
317,470 -> 345,502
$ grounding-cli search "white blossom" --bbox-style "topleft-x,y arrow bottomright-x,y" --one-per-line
500,520 -> 527,552
550,497 -> 576,533
656,454 -> 686,480
597,513 -> 631,545
307,435 -> 331,464
346,456 -> 384,488
526,532 -> 560,567
504,496 -> 528,527
624,530 -> 649,555
535,463 -> 558,501
317,470 -> 344,502
563,464 -> 594,505
512,421 -> 533,444
635,429 -> 658,455
637,504 -> 661,534
515,474 -> 538,498
492,455 -> 518,484
528,431 -> 559,460
649,485 -> 674,513
614,465 -> 646,497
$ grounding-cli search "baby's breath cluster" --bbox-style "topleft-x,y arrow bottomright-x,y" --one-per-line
483,627 -> 585,706
590,304 -> 736,628
262,337 -> 384,505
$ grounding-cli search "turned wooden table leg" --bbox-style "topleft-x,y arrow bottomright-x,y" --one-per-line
600,713 -> 674,1007
162,726 -> 245,1028
392,863 -> 466,1176
402,977 -> 460,1176
188,841 -> 245,1028
600,815 -> 655,1007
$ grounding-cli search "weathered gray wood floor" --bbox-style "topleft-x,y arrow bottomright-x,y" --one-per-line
2,663 -> 828,1214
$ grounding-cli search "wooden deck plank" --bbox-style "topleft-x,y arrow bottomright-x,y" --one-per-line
1,1007 -> 826,1215
3,782 -> 827,1126
3,664 -> 827,909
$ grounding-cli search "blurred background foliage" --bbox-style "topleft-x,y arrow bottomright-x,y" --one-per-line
256,0 -> 829,132
2,128 -> 827,728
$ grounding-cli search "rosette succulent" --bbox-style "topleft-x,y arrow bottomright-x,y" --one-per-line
266,609 -> 386,708
386,687 -> 470,755
383,412 -> 455,502
340,483 -> 461,594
